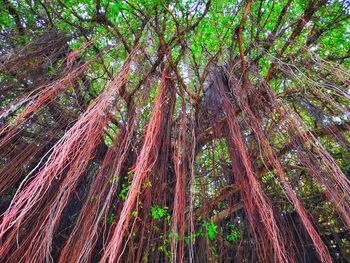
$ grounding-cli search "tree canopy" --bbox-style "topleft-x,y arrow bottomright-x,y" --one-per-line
0,0 -> 349,262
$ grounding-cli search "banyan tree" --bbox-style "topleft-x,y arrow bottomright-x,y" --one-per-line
0,0 -> 349,262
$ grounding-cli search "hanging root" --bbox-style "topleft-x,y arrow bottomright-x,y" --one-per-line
0,50 -> 138,262
59,115 -> 136,263
171,98 -> 187,263
0,120 -> 66,194
59,76 -> 153,262
0,53 -> 101,149
257,69 -> 350,232
285,111 -> 350,230
212,74 -> 290,262
100,67 -> 176,262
